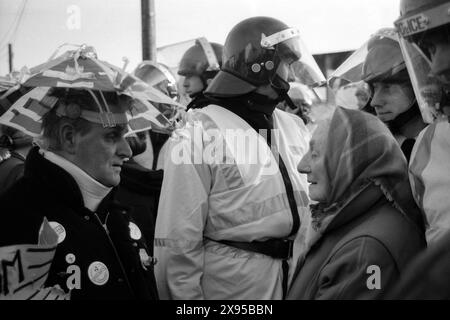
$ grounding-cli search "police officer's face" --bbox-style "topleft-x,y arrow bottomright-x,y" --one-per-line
420,31 -> 450,85
183,75 -> 204,96
72,123 -> 132,187
370,82 -> 415,122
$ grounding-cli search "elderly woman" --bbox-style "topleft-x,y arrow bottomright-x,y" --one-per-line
287,107 -> 425,300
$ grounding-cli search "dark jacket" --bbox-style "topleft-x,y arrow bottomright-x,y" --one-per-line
186,91 -> 211,111
387,231 -> 450,299
0,147 -> 158,300
115,160 -> 163,255
287,184 -> 425,300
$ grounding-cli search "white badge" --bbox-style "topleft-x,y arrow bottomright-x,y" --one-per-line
39,221 -> 66,244
129,222 -> 142,240
65,253 -> 76,264
88,261 -> 109,286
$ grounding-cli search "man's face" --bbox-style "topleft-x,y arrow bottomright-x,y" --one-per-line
370,82 -> 415,122
72,123 -> 132,187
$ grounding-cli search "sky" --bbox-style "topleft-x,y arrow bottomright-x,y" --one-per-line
0,0 -> 400,75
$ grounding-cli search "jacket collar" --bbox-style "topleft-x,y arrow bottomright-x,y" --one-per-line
323,182 -> 384,234
24,147 -> 114,212
120,159 -> 163,194
40,149 -> 112,212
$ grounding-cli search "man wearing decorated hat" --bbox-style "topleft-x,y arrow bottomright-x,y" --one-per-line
0,45 -> 162,299
0,87 -> 159,299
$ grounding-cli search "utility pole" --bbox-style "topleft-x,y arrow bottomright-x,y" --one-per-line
8,43 -> 13,73
141,0 -> 157,61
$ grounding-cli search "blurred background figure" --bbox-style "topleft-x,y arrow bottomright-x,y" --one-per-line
132,60 -> 184,171
331,80 -> 373,114
115,60 -> 185,263
276,57 -> 325,124
276,82 -> 316,126
355,83 -> 372,110
177,38 -> 223,110
328,28 -> 426,161
134,60 -> 179,102
0,75 -> 33,195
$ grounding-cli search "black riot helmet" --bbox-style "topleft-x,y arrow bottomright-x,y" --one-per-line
178,38 -> 223,86
205,16 -> 324,98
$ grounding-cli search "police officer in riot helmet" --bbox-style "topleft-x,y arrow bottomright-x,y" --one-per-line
395,0 -> 450,120
154,16 -> 322,300
362,28 -> 426,161
178,39 -> 223,110
204,17 -> 324,130
386,0 -> 450,299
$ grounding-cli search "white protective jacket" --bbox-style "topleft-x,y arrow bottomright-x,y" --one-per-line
154,105 -> 311,300
409,120 -> 450,245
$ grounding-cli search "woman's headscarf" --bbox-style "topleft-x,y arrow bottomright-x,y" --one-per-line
310,107 -> 423,233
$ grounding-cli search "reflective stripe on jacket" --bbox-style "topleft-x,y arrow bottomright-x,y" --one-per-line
154,105 -> 310,300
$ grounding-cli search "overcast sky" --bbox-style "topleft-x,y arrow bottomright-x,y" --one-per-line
0,0 -> 400,75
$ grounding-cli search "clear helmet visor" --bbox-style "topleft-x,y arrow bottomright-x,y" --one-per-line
276,81 -> 323,121
134,61 -> 179,101
398,36 -> 447,123
328,28 -> 406,110
263,28 -> 325,100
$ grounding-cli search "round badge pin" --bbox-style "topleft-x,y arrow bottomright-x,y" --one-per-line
88,261 -> 109,286
129,222 -> 142,240
65,253 -> 76,264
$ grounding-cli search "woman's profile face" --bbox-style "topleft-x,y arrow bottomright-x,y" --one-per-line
298,120 -> 330,203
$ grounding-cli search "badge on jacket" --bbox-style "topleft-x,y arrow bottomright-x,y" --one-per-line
88,261 -> 109,286
39,221 -> 66,244
129,222 -> 142,240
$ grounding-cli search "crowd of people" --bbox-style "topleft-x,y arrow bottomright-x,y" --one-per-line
0,0 -> 449,300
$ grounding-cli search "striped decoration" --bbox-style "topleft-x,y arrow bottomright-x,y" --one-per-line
0,45 -> 185,136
